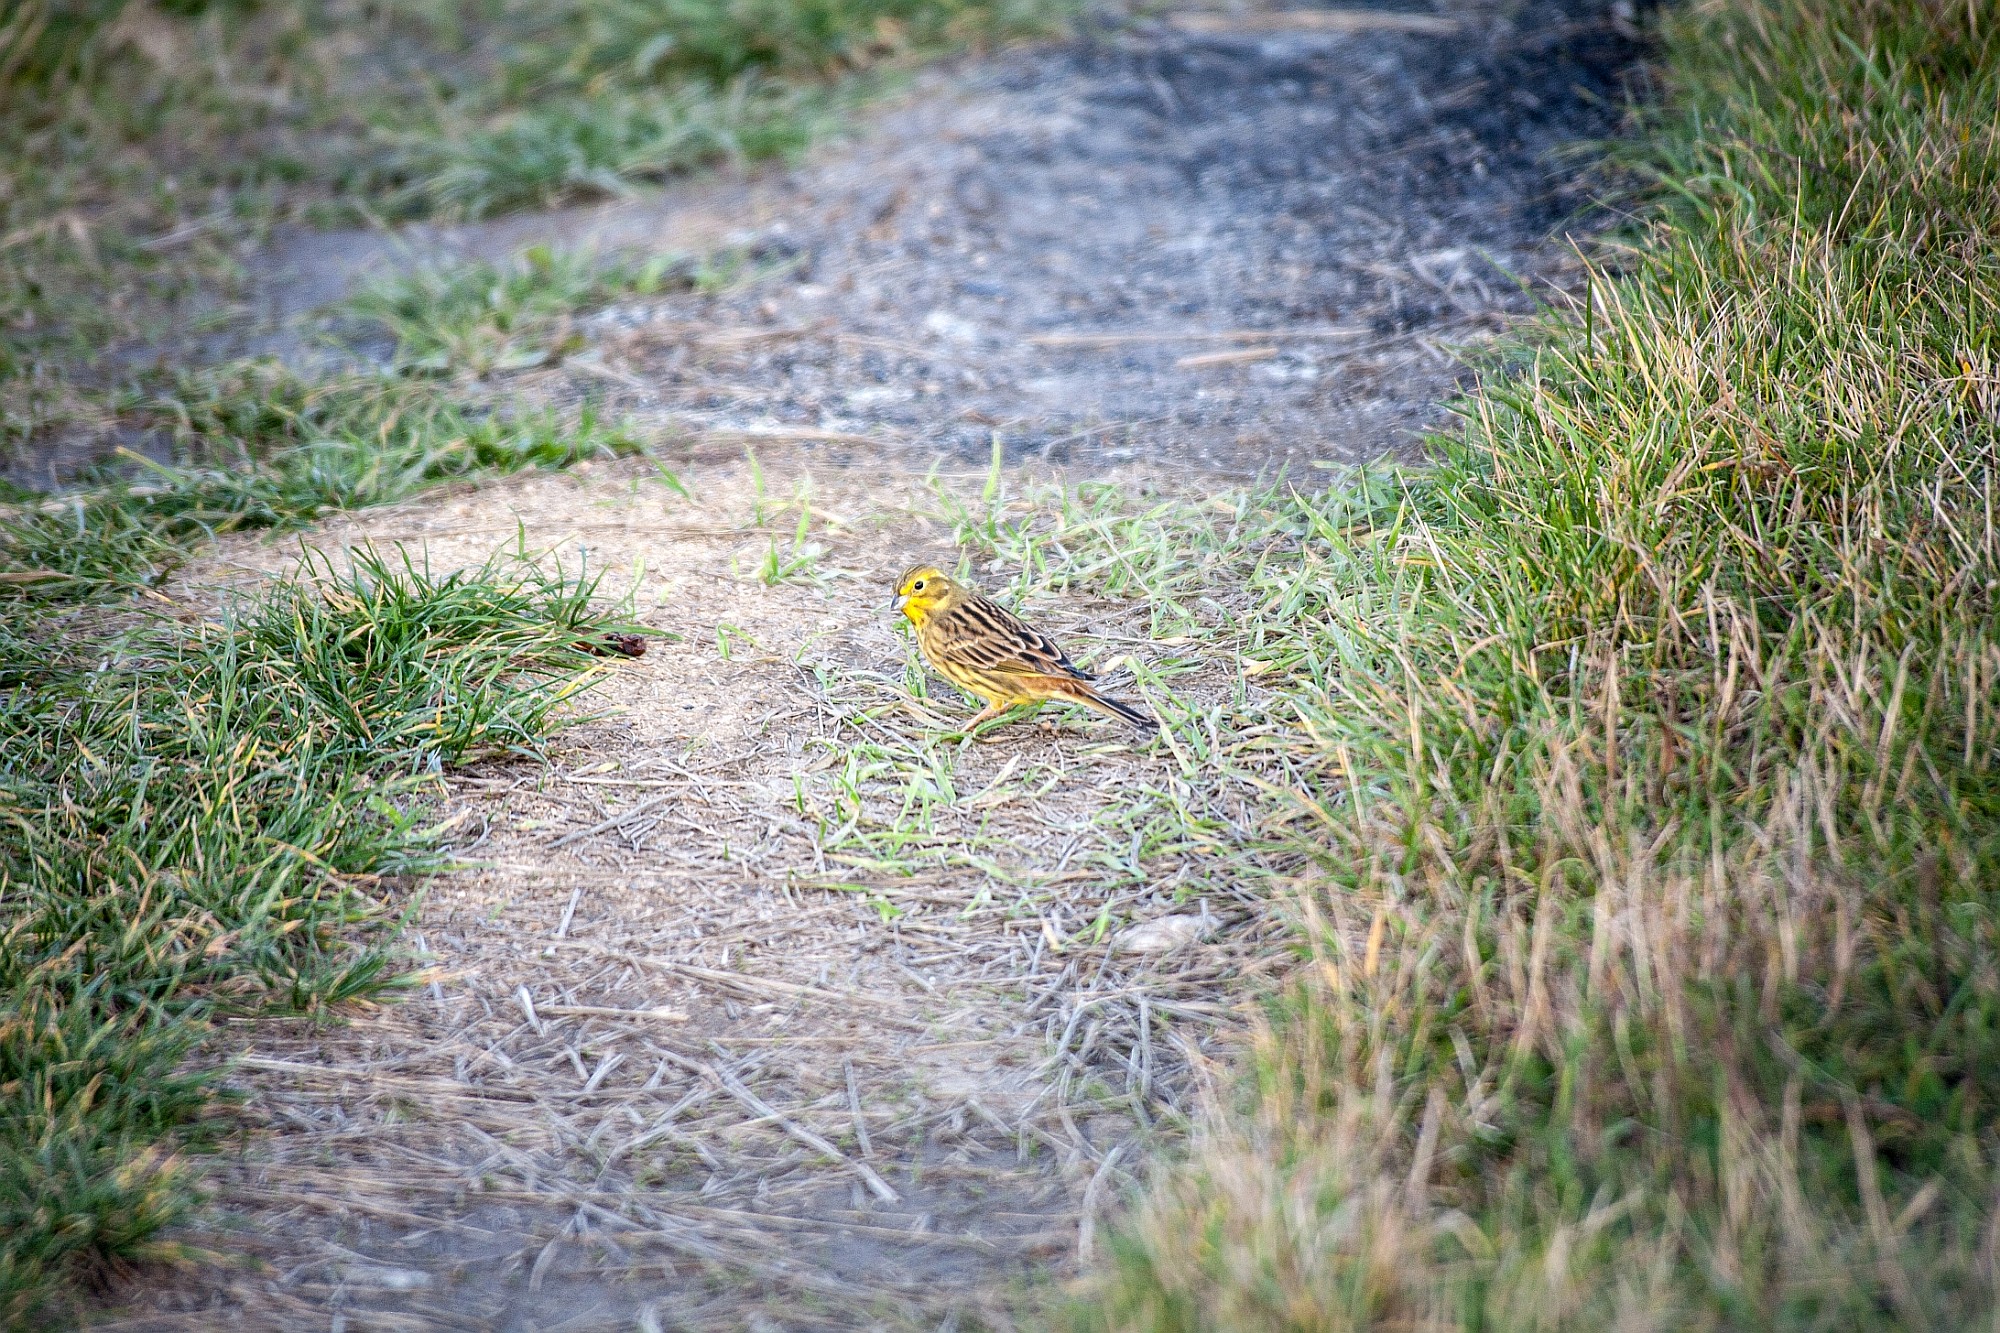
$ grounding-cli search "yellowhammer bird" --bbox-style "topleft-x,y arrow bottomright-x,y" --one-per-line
892,565 -> 1156,732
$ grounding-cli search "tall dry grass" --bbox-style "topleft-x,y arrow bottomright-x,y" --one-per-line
1083,0 -> 2000,1327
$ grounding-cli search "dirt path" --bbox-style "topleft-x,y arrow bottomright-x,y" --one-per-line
234,0 -> 1635,476
109,6 -> 1640,1329
127,454 -> 1291,1331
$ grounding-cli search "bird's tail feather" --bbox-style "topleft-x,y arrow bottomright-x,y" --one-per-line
1075,683 -> 1156,731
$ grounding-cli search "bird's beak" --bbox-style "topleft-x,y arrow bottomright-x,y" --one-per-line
892,593 -> 909,613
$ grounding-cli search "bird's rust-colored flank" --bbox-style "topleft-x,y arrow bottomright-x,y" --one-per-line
891,565 -> 1156,733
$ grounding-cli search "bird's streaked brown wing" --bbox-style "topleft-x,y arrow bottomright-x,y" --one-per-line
928,592 -> 1093,681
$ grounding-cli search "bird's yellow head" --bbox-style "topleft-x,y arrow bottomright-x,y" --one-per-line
892,565 -> 963,626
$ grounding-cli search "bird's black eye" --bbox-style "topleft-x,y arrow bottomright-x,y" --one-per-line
913,580 -> 926,591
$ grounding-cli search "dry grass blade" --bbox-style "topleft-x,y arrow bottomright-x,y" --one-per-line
668,1047 -> 901,1204
537,1004 -> 689,1024
1169,11 -> 1460,36
1027,326 -> 1367,348
1174,347 -> 1276,370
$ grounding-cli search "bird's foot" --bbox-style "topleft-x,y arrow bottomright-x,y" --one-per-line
954,703 -> 1026,742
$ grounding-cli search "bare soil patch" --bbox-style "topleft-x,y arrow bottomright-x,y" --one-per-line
99,4 -> 1643,1328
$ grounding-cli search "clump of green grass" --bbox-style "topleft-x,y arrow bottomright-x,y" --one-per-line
344,244 -> 632,376
521,0 -> 1053,86
2,364 -> 642,599
339,242 -> 730,376
0,545 -> 634,1323
1062,1 -> 2000,1327
402,77 -> 835,220
0,1 -> 121,90
373,0 -> 1063,216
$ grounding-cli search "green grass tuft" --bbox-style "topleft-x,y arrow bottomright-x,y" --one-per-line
339,243 -> 709,376
2,364 -> 642,601
400,77 -> 834,220
0,547 -> 636,1321
377,0 -> 1061,215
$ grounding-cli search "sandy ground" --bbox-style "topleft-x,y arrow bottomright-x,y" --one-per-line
97,4 -> 1644,1328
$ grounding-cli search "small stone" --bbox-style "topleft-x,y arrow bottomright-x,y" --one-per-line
921,309 -> 980,345
340,1265 -> 432,1291
1115,913 -> 1212,954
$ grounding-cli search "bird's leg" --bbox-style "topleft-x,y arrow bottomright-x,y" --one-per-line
963,701 -> 1012,731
